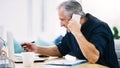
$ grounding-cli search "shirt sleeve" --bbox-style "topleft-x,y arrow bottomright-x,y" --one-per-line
56,34 -> 70,56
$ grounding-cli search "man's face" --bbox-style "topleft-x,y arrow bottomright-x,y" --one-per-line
58,7 -> 71,31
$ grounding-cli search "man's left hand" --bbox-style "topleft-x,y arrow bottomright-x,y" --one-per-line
67,19 -> 81,35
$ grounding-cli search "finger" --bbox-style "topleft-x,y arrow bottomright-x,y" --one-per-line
22,45 -> 27,49
21,42 -> 29,45
21,42 -> 30,47
67,22 -> 72,30
21,43 -> 26,47
67,20 -> 73,28
24,46 -> 31,52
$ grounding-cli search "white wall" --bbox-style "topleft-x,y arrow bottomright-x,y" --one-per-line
82,0 -> 120,32
0,0 -> 120,42
0,0 -> 67,42
0,0 -> 42,41
43,0 -> 66,40
0,0 -> 28,41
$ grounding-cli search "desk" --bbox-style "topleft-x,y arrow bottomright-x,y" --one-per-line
15,57 -> 108,68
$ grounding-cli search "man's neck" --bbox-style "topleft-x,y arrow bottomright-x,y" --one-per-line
80,16 -> 87,26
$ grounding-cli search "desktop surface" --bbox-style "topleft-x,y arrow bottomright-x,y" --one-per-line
15,57 -> 109,68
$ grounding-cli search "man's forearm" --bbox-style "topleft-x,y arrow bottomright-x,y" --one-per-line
37,45 -> 62,56
74,32 -> 100,63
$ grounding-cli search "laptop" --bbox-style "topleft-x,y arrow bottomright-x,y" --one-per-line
6,31 -> 45,63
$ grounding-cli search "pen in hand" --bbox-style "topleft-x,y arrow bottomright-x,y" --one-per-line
21,41 -> 35,49
31,41 -> 35,43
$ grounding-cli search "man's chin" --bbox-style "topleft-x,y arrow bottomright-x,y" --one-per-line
67,29 -> 71,33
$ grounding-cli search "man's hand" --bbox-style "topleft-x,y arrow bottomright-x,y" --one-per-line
67,19 -> 81,35
2,50 -> 7,56
21,43 -> 39,53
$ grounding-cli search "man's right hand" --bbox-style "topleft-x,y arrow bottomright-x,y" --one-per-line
21,42 -> 39,53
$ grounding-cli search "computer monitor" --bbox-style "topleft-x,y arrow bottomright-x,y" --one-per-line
6,31 -> 45,63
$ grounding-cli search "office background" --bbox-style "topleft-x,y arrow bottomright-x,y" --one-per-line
0,0 -> 120,41
0,0 -> 120,66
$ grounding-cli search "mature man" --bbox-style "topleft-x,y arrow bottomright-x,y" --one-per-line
21,0 -> 119,68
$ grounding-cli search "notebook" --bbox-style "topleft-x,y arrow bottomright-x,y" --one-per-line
45,59 -> 87,66
6,31 -> 45,63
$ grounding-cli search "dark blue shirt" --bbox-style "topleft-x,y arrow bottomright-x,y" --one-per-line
57,13 -> 119,68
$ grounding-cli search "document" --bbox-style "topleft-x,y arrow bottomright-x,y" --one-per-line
45,59 -> 87,66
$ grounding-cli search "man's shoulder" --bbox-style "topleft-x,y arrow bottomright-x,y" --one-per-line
86,13 -> 109,29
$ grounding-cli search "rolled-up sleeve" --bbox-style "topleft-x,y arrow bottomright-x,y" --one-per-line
56,35 -> 70,56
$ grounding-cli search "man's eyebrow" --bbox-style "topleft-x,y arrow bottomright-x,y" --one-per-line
59,18 -> 64,20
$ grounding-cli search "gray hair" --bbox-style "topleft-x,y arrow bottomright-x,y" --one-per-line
58,0 -> 85,18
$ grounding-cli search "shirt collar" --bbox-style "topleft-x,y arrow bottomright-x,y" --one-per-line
81,13 -> 92,31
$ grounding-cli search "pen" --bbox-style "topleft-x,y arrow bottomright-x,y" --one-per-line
31,41 -> 35,43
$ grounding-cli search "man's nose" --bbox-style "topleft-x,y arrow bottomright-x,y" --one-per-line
60,22 -> 65,27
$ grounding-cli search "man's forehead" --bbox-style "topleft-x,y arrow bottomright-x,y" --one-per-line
59,7 -> 65,12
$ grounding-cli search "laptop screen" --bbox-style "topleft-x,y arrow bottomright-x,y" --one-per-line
6,31 -> 45,63
7,31 -> 15,60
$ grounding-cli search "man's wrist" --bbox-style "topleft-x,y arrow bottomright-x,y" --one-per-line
74,32 -> 82,38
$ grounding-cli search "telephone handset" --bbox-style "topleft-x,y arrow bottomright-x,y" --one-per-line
71,14 -> 81,24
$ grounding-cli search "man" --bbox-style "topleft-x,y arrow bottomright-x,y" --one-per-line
21,0 -> 119,68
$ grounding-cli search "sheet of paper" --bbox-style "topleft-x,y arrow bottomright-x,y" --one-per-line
45,59 -> 87,66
